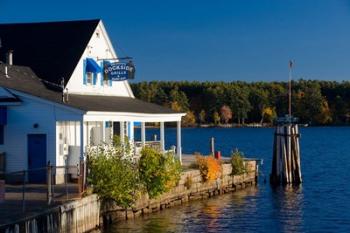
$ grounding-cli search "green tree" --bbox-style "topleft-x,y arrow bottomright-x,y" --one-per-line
199,109 -> 206,124
294,82 -> 324,124
249,88 -> 269,123
183,111 -> 197,127
226,86 -> 252,125
213,111 -> 220,125
261,107 -> 277,124
169,86 -> 189,111
130,80 -> 350,125
315,98 -> 332,124
154,88 -> 168,106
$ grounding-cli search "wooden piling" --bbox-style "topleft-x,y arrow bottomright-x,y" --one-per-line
270,123 -> 302,185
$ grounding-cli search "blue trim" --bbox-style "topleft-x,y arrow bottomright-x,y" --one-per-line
100,61 -> 104,86
86,58 -> 102,73
83,59 -> 87,85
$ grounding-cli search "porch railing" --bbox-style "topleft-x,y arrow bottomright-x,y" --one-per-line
134,141 -> 162,157
0,161 -> 86,213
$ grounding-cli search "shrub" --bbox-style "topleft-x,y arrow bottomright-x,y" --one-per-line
195,155 -> 222,182
163,152 -> 182,189
113,135 -> 131,155
139,147 -> 181,198
231,149 -> 246,175
87,146 -> 139,208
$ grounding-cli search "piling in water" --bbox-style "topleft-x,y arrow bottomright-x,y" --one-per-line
270,123 -> 302,184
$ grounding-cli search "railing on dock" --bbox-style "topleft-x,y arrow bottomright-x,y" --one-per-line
0,161 -> 86,213
134,141 -> 161,157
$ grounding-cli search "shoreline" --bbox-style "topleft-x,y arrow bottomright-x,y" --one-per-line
138,124 -> 350,129
0,161 -> 258,233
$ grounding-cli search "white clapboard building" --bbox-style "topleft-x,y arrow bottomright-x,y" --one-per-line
0,19 -> 185,181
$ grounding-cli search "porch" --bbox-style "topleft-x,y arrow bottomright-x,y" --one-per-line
55,111 -> 185,168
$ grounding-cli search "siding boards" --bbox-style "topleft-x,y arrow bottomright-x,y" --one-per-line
2,95 -> 82,172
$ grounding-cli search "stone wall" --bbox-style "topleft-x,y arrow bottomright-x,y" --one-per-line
101,160 -> 257,224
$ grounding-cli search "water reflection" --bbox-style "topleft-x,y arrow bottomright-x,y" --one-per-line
104,187 -> 261,233
101,185 -> 307,233
270,185 -> 304,233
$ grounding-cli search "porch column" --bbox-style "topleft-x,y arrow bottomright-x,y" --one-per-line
102,121 -> 106,142
176,121 -> 182,163
120,121 -> 125,144
129,121 -> 134,141
160,122 -> 165,152
141,122 -> 146,146
79,120 -> 84,160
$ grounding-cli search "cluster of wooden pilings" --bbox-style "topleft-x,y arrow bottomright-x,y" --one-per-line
270,123 -> 302,184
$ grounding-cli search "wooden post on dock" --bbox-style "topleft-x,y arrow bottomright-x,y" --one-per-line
270,121 -> 302,185
210,137 -> 215,156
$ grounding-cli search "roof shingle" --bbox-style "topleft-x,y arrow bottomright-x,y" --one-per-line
0,19 -> 100,85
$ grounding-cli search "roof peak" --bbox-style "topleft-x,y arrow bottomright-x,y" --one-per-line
0,19 -> 101,26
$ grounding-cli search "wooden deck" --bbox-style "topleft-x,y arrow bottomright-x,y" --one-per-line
181,154 -> 230,167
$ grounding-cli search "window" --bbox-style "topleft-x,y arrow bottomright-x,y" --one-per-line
84,58 -> 102,86
86,72 -> 93,85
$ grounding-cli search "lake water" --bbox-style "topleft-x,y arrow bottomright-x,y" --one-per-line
106,127 -> 350,233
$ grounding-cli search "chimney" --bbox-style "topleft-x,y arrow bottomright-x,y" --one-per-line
6,50 -> 13,65
65,88 -> 69,102
61,78 -> 69,103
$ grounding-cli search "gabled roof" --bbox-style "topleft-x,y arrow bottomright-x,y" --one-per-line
0,19 -> 100,86
0,64 -> 180,114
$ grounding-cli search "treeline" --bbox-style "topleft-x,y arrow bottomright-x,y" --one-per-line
131,80 -> 350,126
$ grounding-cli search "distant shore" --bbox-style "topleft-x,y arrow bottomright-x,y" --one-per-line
136,123 -> 350,129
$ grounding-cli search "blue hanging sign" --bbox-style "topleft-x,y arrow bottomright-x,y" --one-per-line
103,60 -> 135,81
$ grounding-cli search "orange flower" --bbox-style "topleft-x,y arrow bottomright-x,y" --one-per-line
196,155 -> 222,181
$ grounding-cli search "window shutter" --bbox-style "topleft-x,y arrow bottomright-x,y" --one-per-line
83,59 -> 87,85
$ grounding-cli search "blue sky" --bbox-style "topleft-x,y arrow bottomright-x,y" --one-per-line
1,0 -> 350,82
